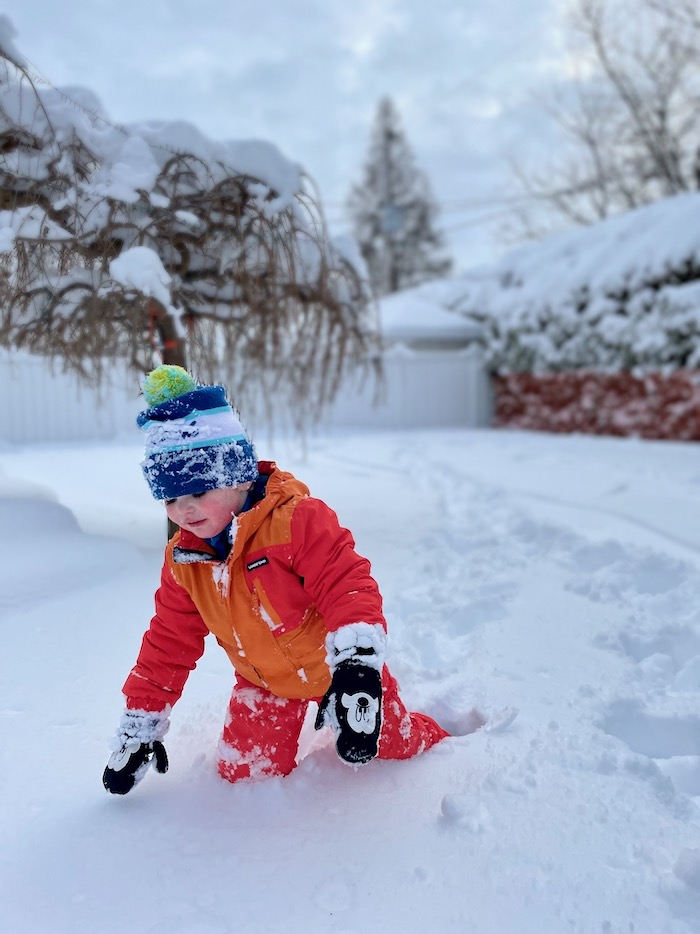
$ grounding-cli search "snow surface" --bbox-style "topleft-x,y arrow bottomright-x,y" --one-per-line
2,427 -> 700,933
449,192 -> 700,307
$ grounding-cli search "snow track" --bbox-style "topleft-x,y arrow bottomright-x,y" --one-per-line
1,429 -> 700,933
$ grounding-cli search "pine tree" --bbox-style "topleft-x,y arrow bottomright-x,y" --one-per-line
347,96 -> 452,298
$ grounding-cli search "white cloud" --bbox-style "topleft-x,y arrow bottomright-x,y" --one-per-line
3,0 -> 572,265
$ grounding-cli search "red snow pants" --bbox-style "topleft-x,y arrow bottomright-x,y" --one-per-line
217,668 -> 450,783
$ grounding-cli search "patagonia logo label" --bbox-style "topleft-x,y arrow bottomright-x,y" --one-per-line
246,557 -> 269,572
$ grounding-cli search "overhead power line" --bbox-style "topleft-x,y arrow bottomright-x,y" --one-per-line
13,53 -> 201,162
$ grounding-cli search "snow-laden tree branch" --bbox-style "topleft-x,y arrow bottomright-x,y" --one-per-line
0,26 -> 377,425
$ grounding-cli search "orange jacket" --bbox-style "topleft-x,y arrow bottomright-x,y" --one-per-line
123,462 -> 386,710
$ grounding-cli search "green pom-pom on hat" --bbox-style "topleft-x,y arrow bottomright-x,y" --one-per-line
142,365 -> 198,406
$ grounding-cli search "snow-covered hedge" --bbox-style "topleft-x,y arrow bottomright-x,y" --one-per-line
440,193 -> 700,374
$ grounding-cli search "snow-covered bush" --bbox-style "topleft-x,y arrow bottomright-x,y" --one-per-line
440,193 -> 700,374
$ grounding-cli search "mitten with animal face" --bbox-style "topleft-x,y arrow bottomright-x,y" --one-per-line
314,623 -> 385,766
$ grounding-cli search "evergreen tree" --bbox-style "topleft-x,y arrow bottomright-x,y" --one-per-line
347,97 -> 452,297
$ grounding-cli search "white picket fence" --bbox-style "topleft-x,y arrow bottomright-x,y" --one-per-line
0,348 -> 492,445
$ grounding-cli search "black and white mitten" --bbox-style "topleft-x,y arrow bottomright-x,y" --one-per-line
315,623 -> 386,766
102,708 -> 170,795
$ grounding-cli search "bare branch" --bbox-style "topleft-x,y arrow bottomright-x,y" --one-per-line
506,0 -> 700,241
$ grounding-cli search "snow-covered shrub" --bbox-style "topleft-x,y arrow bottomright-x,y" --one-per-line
442,193 -> 700,375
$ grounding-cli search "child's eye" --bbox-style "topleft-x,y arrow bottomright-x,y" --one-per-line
192,491 -> 207,499
164,499 -> 176,506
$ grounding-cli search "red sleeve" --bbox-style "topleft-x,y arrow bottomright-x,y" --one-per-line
290,497 -> 385,634
122,559 -> 209,712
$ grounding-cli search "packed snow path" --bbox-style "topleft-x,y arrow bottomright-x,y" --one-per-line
1,429 -> 699,934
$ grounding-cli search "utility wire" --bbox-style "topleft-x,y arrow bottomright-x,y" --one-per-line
10,20 -> 551,234
12,52 -> 195,161
322,192 -> 542,221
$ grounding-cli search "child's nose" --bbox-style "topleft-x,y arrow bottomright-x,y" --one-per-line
172,497 -> 192,519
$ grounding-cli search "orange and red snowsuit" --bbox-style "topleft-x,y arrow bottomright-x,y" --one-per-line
123,462 -> 448,781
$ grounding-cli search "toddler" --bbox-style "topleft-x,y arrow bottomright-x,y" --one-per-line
103,365 -> 449,794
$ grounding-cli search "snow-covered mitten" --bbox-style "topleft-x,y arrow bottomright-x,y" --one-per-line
314,623 -> 386,766
102,708 -> 170,795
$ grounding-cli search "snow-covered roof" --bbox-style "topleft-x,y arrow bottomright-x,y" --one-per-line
379,290 -> 482,346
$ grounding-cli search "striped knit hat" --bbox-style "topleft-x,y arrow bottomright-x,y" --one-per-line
137,365 -> 258,501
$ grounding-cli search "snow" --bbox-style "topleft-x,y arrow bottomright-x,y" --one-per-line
2,426 -> 700,933
2,26 -> 325,317
327,621 -> 386,670
0,222 -> 15,252
0,205 -> 73,245
92,134 -> 161,203
128,122 -> 304,213
109,246 -> 174,313
5,58 -> 303,214
0,13 -> 23,65
380,290 -> 482,345
451,191 -> 700,309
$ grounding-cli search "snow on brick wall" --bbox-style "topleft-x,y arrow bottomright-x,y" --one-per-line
494,371 -> 700,440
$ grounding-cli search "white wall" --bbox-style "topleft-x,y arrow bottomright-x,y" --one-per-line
1,347 -> 492,445
0,352 -> 141,445
321,346 -> 492,430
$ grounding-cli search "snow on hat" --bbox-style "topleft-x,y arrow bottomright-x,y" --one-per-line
137,365 -> 258,501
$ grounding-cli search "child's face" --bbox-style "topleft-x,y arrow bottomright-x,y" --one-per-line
164,485 -> 251,538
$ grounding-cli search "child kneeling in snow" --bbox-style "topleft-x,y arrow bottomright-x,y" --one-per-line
103,366 -> 450,794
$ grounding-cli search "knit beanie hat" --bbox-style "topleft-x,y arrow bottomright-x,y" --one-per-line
137,365 -> 258,501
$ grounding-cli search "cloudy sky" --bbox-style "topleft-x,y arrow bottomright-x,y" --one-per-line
3,0 -> 571,268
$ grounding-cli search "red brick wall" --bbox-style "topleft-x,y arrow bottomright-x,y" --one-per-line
493,371 -> 700,440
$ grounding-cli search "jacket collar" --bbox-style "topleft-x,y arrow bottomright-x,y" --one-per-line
170,461 -> 309,565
